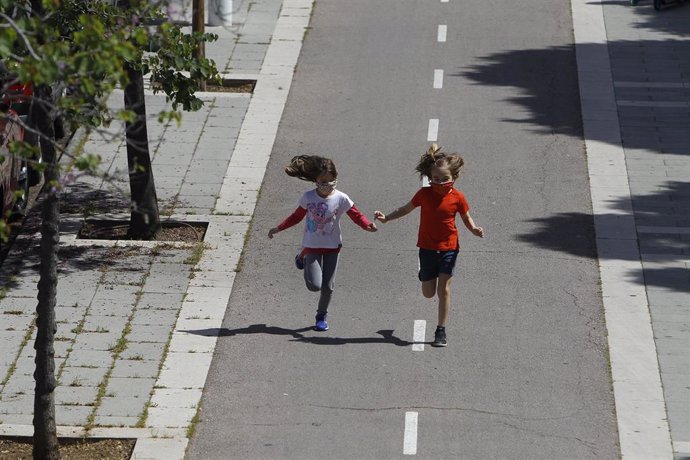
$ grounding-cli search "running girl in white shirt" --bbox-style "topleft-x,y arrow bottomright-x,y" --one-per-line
268,155 -> 378,331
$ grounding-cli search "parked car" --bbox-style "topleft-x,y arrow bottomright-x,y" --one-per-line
1,60 -> 67,188
0,105 -> 29,219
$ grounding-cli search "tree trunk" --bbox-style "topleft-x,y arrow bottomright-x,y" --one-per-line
192,0 -> 206,91
124,63 -> 160,239
32,85 -> 60,460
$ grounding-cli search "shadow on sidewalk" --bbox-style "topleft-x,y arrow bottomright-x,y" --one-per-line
593,0 -> 690,37
181,325 -> 413,346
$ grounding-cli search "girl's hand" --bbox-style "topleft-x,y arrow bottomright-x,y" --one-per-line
373,211 -> 387,223
365,222 -> 378,232
268,227 -> 280,239
471,226 -> 484,238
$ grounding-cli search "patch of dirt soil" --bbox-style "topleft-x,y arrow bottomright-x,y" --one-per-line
0,437 -> 135,460
78,220 -> 207,242
204,82 -> 255,93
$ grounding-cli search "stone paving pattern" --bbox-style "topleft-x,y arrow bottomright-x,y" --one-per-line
603,1 -> 690,453
0,0 -> 283,437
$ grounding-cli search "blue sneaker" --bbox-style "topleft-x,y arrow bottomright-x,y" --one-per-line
314,314 -> 329,331
295,252 -> 304,270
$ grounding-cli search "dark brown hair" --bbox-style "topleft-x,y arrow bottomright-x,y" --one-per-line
285,155 -> 338,182
415,143 -> 464,180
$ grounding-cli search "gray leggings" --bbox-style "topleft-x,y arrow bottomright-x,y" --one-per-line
304,252 -> 339,316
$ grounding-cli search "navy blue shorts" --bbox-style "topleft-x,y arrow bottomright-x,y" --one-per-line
418,248 -> 459,282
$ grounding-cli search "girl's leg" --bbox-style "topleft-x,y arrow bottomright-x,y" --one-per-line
421,279 -> 437,298
303,253 -> 322,292
316,252 -> 339,316
436,273 -> 453,326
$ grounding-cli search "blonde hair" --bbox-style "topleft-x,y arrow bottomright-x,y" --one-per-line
285,155 -> 338,182
415,143 -> 464,180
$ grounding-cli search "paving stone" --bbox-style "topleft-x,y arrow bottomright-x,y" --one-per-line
88,300 -> 135,317
54,385 -> 100,405
0,395 -> 32,414
0,378 -> 33,399
149,388 -> 201,409
137,292 -> 185,310
130,309 -> 180,328
142,265 -> 192,294
126,327 -> 171,344
101,271 -> 147,286
178,182 -> 223,198
110,359 -> 159,379
0,330 -> 27,343
146,406 -> 197,428
82,315 -> 130,334
96,396 -> 147,418
59,366 -> 109,387
56,288 -> 96,307
92,285 -> 141,301
0,413 -> 32,424
72,333 -> 121,353
121,342 -> 167,362
55,404 -> 92,426
176,195 -> 219,209
0,297 -> 36,314
173,207 -> 214,215
106,377 -> 155,400
0,314 -> 33,331
92,415 -> 139,427
151,251 -> 194,265
55,306 -> 87,323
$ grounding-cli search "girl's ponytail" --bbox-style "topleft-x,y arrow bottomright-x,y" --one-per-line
415,143 -> 464,179
285,155 -> 338,182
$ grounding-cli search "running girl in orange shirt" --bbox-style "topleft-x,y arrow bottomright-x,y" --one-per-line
374,144 -> 484,347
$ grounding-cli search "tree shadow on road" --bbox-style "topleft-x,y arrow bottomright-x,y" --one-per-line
457,40 -> 690,157
516,181 -> 690,292
182,325 -> 413,347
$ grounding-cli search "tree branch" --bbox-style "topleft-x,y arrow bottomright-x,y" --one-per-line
0,13 -> 42,61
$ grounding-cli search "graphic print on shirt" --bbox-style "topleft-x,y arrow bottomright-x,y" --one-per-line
306,201 -> 336,235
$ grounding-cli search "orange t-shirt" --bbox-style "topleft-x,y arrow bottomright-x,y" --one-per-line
411,187 -> 470,251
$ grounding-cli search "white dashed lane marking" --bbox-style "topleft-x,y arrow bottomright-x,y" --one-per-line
433,69 -> 444,89
404,412 -> 419,455
427,119 -> 439,141
412,320 -> 426,351
437,25 -> 447,42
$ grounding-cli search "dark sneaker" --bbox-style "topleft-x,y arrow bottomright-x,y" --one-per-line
314,314 -> 329,331
295,252 -> 304,270
432,327 -> 447,347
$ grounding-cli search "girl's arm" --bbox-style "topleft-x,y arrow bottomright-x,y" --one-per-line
374,201 -> 415,224
346,205 -> 378,232
268,207 -> 307,238
460,211 -> 484,237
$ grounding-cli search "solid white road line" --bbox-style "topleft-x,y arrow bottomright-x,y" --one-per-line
441,0 -> 449,3
437,25 -> 447,42
412,320 -> 426,351
427,119 -> 439,141
433,69 -> 444,89
403,412 -> 418,455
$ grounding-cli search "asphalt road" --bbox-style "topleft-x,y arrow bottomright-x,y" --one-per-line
187,0 -> 619,458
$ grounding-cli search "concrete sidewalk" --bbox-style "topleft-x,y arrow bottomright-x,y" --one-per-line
602,3 -> 690,457
573,0 -> 690,458
0,0 -> 311,458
